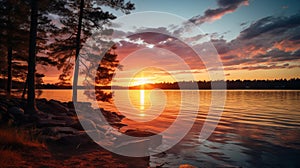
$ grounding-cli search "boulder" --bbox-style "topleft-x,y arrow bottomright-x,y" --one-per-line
46,132 -> 96,148
123,129 -> 162,149
69,121 -> 84,131
110,122 -> 128,129
37,119 -> 66,128
8,107 -> 25,121
48,99 -> 69,113
0,104 -> 8,123
101,110 -> 124,123
66,101 -> 75,109
77,118 -> 96,130
66,109 -> 76,116
51,115 -> 76,126
114,138 -> 151,156
41,126 -> 78,136
0,103 -> 8,113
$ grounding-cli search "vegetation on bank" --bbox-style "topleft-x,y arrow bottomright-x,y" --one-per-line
1,78 -> 300,90
0,126 -> 45,167
0,96 -> 151,167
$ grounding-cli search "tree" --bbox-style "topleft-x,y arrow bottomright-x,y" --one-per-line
0,0 -> 30,96
26,0 -> 39,114
48,0 -> 135,102
0,0 -> 60,101
82,43 -> 120,102
25,0 -> 68,114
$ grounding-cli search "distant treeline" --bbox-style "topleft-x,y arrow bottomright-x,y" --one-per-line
129,78 -> 300,90
1,78 -> 299,90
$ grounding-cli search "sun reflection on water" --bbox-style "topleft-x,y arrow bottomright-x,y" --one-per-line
140,90 -> 145,116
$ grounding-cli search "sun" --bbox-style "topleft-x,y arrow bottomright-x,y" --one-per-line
131,77 -> 150,86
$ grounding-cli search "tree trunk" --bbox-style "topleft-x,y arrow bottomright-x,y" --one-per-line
72,0 -> 84,103
25,0 -> 38,114
22,75 -> 28,100
7,46 -> 12,97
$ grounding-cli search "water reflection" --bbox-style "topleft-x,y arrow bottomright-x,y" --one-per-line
37,90 -> 300,167
140,90 -> 145,111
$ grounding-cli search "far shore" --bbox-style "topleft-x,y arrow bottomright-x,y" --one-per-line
1,78 -> 300,90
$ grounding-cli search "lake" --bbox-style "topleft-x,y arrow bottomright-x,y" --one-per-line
38,89 -> 300,167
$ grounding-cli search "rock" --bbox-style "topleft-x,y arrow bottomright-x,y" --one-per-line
5,100 -> 15,108
85,130 -> 104,142
123,129 -> 162,149
76,102 -> 92,107
0,103 -> 8,113
51,126 -> 77,135
110,123 -> 128,129
66,101 -> 75,109
114,139 -> 151,156
69,121 -> 84,131
8,107 -> 25,121
66,109 -> 76,116
46,132 -> 96,148
0,104 -> 8,123
8,106 -> 24,115
77,118 -> 96,130
100,125 -> 122,137
10,98 -> 22,107
101,110 -> 124,123
0,113 -> 3,122
41,126 -> 77,136
37,99 -> 69,115
37,119 -> 66,128
37,98 -> 47,103
48,99 -> 69,113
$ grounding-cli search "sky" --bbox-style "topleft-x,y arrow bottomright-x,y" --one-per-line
40,0 -> 300,85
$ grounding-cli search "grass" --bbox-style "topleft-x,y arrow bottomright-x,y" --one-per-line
0,127 -> 43,149
0,149 -> 22,167
0,126 -> 45,167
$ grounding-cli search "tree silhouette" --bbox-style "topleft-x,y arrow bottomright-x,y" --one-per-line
81,43 -> 120,102
0,0 -> 30,96
25,0 -> 69,114
26,0 -> 38,114
48,0 -> 134,102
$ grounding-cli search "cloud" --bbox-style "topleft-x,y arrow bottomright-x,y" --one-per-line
238,13 -> 300,40
189,0 -> 249,25
110,12 -> 300,74
203,12 -> 300,71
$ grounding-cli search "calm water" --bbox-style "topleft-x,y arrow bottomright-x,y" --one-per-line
38,90 -> 300,167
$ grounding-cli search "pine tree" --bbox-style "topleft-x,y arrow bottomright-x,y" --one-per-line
48,0 -> 135,102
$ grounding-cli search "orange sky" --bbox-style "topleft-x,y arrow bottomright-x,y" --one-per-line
38,1 -> 300,85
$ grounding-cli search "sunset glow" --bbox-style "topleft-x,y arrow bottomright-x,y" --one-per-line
1,0 -> 300,167
130,77 -> 150,86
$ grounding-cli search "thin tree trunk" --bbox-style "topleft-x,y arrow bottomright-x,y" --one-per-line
7,46 -> 12,97
25,0 -> 38,114
22,75 -> 28,99
73,0 -> 84,103
6,11 -> 12,97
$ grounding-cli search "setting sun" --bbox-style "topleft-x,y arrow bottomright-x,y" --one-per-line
130,77 -> 150,86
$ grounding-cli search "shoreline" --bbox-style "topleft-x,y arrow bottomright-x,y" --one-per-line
0,96 -> 161,167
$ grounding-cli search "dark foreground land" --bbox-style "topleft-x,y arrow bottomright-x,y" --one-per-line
0,96 -> 153,168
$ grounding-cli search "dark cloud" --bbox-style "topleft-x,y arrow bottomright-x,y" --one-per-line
221,55 -> 238,60
204,12 -> 300,71
189,0 -> 248,25
128,32 -> 171,45
238,13 -> 300,40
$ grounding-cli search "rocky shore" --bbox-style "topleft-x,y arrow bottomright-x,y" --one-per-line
0,96 -> 162,167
